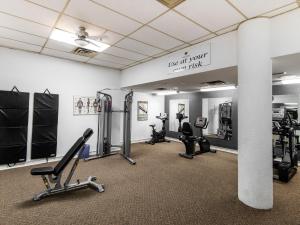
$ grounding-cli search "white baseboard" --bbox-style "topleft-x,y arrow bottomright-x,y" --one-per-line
0,138 -> 237,171
166,137 -> 238,154
211,146 -> 237,155
0,156 -> 63,171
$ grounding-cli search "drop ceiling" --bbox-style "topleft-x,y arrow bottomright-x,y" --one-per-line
0,0 -> 299,70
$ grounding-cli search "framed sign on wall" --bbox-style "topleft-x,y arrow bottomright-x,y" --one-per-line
73,96 -> 98,115
137,101 -> 148,121
178,103 -> 185,114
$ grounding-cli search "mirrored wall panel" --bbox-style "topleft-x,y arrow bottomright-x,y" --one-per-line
272,95 -> 299,122
202,97 -> 232,140
169,99 -> 189,132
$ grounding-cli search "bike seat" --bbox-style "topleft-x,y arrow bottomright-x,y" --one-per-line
149,124 -> 156,128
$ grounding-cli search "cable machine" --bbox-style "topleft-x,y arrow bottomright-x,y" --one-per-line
87,90 -> 135,165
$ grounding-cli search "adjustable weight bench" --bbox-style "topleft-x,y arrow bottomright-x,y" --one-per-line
30,128 -> 104,201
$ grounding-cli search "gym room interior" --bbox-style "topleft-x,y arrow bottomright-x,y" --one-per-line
0,0 -> 300,225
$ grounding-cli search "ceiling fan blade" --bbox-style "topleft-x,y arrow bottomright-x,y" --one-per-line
87,35 -> 101,41
86,39 -> 100,47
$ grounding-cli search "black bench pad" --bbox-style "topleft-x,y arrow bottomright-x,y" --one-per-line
31,166 -> 54,175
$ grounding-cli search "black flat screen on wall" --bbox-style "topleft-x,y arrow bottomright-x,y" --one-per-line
0,90 -> 29,165
31,92 -> 59,159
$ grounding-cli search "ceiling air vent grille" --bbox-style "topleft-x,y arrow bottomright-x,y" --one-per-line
155,87 -> 168,91
72,47 -> 97,57
157,0 -> 185,8
204,80 -> 226,86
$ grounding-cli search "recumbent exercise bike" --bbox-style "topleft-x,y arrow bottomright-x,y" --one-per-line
178,116 -> 216,159
146,113 -> 170,145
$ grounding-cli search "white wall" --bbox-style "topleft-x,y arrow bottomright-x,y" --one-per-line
0,47 -> 121,168
121,31 -> 237,88
271,8 -> 300,58
130,92 -> 165,142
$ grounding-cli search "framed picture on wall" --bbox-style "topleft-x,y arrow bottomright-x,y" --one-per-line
137,101 -> 148,121
178,103 -> 185,114
73,96 -> 98,115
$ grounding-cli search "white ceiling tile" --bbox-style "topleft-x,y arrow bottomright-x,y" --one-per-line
0,12 -> 51,38
121,57 -> 153,69
103,46 -> 147,61
0,27 -> 46,46
115,38 -> 163,56
190,33 -> 216,45
42,48 -> 89,62
65,0 -> 142,35
92,0 -> 168,23
129,26 -> 184,50
139,57 -> 153,63
122,61 -> 141,68
0,37 -> 42,52
149,11 -> 210,42
0,0 -> 59,27
45,39 -> 75,52
168,43 -> 190,52
229,0 -> 295,18
152,51 -> 169,58
215,24 -> 238,35
175,0 -> 245,31
262,2 -> 299,17
88,58 -> 123,69
56,15 -> 106,37
27,0 -> 68,11
100,31 -> 124,45
94,53 -> 135,65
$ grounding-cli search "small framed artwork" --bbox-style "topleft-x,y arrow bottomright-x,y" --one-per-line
137,101 -> 148,121
73,96 -> 98,115
178,103 -> 185,114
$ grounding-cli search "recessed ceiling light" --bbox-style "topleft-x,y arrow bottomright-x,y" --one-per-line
200,85 -> 236,92
156,0 -> 185,8
50,29 -> 110,53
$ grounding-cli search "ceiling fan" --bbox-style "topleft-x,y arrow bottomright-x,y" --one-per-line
50,26 -> 110,52
74,26 -> 101,47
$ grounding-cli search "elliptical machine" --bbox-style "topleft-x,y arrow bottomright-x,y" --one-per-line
146,113 -> 170,145
176,113 -> 188,132
195,117 -> 216,154
178,116 -> 216,159
272,113 -> 298,182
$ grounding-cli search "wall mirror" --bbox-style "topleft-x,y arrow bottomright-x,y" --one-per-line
169,99 -> 189,132
202,97 -> 233,140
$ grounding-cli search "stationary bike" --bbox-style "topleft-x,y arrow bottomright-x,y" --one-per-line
178,116 -> 216,159
145,113 -> 170,145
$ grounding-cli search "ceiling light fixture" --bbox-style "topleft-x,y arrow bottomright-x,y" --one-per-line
157,0 -> 186,8
50,29 -> 110,52
155,90 -> 178,96
284,103 -> 298,105
280,75 -> 300,85
200,85 -> 236,92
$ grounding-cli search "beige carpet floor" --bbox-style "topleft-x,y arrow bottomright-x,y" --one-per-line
0,141 -> 299,225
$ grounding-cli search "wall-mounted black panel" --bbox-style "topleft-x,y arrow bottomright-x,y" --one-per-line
0,90 -> 29,165
31,93 -> 59,159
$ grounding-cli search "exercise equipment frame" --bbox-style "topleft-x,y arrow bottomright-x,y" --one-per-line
87,90 -> 136,165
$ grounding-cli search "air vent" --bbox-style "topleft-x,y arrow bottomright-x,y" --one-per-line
72,47 -> 97,57
157,0 -> 185,8
155,87 -> 168,91
204,80 -> 226,85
